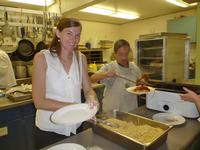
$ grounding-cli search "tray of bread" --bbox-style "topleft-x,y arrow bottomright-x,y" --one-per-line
6,84 -> 32,102
92,110 -> 171,150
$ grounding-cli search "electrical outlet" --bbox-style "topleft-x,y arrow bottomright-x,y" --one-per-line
0,127 -> 8,136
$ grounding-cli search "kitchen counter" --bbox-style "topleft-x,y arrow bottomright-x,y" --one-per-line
42,106 -> 200,150
0,83 -> 105,111
0,96 -> 32,111
41,128 -> 126,150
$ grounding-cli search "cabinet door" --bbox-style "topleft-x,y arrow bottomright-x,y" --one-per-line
23,104 -> 36,150
0,104 -> 36,150
0,119 -> 27,150
24,116 -> 36,150
167,16 -> 196,42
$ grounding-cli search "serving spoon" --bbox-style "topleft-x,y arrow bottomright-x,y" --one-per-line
116,74 -> 136,83
96,118 -> 119,128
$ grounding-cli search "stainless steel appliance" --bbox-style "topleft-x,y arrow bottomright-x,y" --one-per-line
146,81 -> 200,118
146,89 -> 199,118
136,32 -> 190,82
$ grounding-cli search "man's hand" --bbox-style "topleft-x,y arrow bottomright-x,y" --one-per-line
136,74 -> 149,85
106,70 -> 117,77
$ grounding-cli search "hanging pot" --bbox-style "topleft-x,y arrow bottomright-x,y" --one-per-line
27,65 -> 33,77
16,39 -> 35,61
36,41 -> 48,52
15,65 -> 27,78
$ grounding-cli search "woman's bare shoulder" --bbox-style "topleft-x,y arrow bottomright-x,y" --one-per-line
33,51 -> 46,66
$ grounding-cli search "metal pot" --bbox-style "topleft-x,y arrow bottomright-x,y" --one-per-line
15,65 -> 27,79
16,39 -> 35,61
36,41 -> 48,52
27,65 -> 33,77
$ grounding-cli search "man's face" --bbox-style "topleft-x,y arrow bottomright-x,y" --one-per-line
115,46 -> 130,64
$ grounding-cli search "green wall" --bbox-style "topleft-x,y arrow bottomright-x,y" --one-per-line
196,2 -> 200,84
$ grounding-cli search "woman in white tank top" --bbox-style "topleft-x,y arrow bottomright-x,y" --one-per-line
32,18 -> 99,149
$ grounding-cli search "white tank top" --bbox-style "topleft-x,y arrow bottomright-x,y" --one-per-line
35,50 -> 83,136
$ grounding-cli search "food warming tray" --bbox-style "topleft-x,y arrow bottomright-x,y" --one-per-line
92,111 -> 171,150
6,92 -> 32,102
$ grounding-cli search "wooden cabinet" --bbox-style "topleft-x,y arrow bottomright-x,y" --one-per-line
167,16 -> 196,42
0,103 -> 36,150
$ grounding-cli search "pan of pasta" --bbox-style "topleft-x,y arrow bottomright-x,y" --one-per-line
92,111 -> 171,150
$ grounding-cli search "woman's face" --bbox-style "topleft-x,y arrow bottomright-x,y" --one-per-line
115,46 -> 130,65
56,26 -> 81,52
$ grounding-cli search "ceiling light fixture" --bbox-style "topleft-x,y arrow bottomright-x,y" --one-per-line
9,0 -> 55,6
166,0 -> 198,7
190,2 -> 198,6
80,6 -> 139,20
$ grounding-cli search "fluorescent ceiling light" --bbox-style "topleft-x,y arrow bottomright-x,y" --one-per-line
9,0 -> 55,6
80,7 -> 139,20
166,0 -> 197,7
80,7 -> 113,15
190,2 -> 198,6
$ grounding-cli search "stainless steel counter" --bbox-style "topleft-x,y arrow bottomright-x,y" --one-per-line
41,128 -> 126,150
42,106 -> 200,150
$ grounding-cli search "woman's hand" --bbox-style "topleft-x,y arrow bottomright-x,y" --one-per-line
86,95 -> 99,123
88,116 -> 97,124
180,87 -> 199,103
86,95 -> 99,110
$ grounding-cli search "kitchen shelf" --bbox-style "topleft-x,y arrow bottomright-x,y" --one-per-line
141,64 -> 162,68
140,57 -> 163,60
80,49 -> 103,64
0,6 -> 60,30
7,22 -> 43,27
142,46 -> 163,50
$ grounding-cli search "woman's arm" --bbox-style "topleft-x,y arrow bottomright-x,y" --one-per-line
180,87 -> 200,112
32,52 -> 75,112
81,55 -> 99,105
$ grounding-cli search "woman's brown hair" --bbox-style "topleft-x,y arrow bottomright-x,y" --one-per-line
114,39 -> 130,53
49,17 -> 82,56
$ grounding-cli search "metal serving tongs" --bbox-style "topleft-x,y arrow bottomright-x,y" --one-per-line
116,74 -> 136,83
96,118 -> 119,128
116,74 -> 149,85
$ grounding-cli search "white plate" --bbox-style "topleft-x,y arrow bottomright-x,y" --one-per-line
47,143 -> 86,150
126,86 -> 155,95
51,103 -> 97,125
152,113 -> 186,126
197,117 -> 200,122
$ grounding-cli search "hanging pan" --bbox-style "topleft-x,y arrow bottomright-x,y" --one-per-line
16,39 -> 35,61
36,41 -> 48,52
